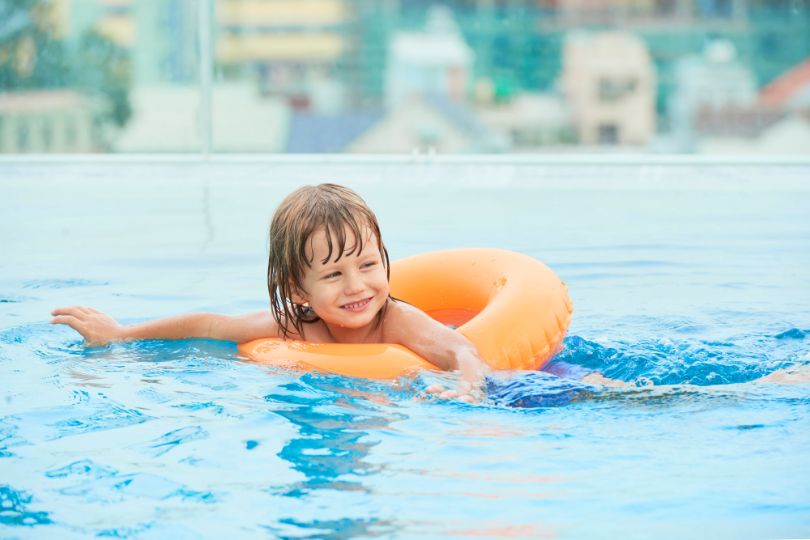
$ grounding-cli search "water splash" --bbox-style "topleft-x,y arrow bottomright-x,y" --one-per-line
552,330 -> 806,386
485,371 -> 598,408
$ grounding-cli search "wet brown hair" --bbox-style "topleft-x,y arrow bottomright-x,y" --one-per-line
267,183 -> 391,338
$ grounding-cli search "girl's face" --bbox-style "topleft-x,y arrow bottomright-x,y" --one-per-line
294,226 -> 389,336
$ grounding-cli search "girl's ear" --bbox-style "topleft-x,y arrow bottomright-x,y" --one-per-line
289,283 -> 307,305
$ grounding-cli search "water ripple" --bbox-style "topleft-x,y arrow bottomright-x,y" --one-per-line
0,420 -> 26,458
22,278 -> 109,289
0,485 -> 52,527
58,472 -> 215,504
775,328 -> 807,340
50,395 -> 152,439
141,425 -> 208,457
45,459 -> 117,479
0,294 -> 38,303
263,517 -> 395,539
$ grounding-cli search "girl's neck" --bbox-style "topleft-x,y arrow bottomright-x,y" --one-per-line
323,320 -> 383,344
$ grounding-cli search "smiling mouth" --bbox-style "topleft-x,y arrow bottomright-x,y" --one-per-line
341,297 -> 373,312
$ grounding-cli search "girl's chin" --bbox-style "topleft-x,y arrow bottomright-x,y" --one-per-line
326,311 -> 379,331
333,315 -> 375,329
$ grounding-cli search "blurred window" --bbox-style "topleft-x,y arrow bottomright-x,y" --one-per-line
599,77 -> 639,103
598,124 -> 619,145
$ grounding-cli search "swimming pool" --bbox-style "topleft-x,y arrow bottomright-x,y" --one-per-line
1,159 -> 809,538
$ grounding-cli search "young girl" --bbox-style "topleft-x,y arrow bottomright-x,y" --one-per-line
51,183 -> 490,402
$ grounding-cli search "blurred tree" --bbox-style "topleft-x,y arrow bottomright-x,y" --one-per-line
0,0 -> 131,130
0,0 -> 69,89
74,30 -> 132,128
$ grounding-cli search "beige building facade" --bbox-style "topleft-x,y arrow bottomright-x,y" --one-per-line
562,32 -> 656,146
217,0 -> 348,64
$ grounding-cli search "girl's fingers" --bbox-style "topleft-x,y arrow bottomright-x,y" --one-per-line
426,384 -> 482,403
425,384 -> 446,394
456,381 -> 473,393
51,306 -> 86,317
50,314 -> 82,331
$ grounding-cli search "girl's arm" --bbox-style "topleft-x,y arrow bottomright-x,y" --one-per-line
50,306 -> 278,346
384,302 -> 491,402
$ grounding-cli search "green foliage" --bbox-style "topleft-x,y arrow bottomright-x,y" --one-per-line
74,30 -> 132,128
0,0 -> 69,89
0,0 -> 132,130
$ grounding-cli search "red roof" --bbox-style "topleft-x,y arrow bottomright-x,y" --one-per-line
760,57 -> 810,108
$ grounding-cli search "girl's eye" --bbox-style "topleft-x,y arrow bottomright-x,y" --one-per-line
323,272 -> 341,279
361,261 -> 377,268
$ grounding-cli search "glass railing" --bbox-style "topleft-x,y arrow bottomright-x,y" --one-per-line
1,0 -> 808,155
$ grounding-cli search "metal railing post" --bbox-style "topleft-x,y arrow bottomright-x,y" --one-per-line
198,0 -> 214,157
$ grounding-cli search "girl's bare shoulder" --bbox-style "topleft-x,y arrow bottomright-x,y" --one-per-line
381,299 -> 444,341
382,298 -> 422,322
298,319 -> 333,343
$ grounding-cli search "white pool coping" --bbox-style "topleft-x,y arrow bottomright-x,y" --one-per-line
1,154 -> 809,167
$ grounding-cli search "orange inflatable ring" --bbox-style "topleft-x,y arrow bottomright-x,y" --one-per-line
238,248 -> 573,379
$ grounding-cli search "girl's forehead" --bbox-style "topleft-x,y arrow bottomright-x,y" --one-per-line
306,225 -> 378,262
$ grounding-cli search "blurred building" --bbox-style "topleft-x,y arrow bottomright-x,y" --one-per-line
395,1 -> 561,99
560,1 -> 807,115
751,114 -> 810,154
477,93 -> 573,151
725,56 -> 810,154
668,45 -> 810,154
668,40 -> 775,153
114,84 -> 288,152
348,94 -> 498,153
760,58 -> 810,112
4,0 -> 809,154
63,0 -> 197,84
217,0 -> 351,112
562,32 -> 656,146
545,0 -> 749,28
0,91 -> 101,152
285,111 -> 381,153
385,6 -> 472,109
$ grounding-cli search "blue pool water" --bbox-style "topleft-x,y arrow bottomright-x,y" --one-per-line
1,161 -> 809,538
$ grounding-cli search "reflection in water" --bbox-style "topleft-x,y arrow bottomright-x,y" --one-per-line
264,376 -> 405,537
268,517 -> 391,539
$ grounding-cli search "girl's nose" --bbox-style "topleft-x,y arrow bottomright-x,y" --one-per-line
344,271 -> 364,295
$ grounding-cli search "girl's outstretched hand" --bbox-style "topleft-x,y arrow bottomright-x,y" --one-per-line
51,306 -> 125,346
425,353 -> 491,403
425,380 -> 484,403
